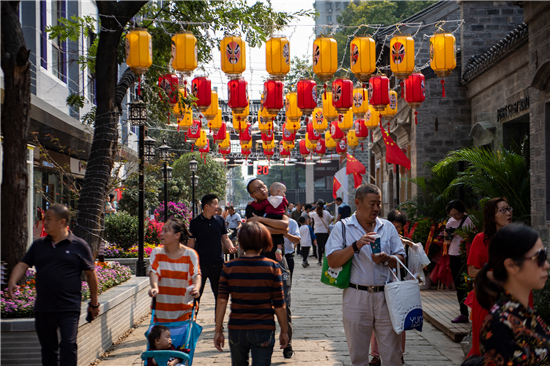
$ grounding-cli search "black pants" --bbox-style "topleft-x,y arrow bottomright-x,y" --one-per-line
449,255 -> 468,316
35,311 -> 80,366
301,246 -> 310,263
198,261 -> 224,320
316,233 -> 329,263
285,253 -> 295,284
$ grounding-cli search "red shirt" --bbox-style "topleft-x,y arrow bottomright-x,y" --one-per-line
467,232 -> 488,269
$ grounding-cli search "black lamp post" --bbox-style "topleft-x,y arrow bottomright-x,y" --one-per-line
159,140 -> 172,223
189,160 -> 198,217
192,175 -> 199,216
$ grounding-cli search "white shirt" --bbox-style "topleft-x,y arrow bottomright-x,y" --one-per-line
309,210 -> 334,234
225,213 -> 242,229
446,215 -> 474,256
325,214 -> 406,286
299,225 -> 312,247
283,219 -> 300,254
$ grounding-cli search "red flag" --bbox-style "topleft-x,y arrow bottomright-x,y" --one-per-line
379,123 -> 411,169
332,177 -> 342,199
353,173 -> 363,188
346,154 -> 366,175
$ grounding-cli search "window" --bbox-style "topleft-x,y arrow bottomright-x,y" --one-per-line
327,15 -> 332,22
51,0 -> 66,83
40,1 -> 47,69
335,2 -> 340,9
326,2 -> 332,10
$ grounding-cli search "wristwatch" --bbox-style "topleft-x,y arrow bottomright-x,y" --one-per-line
352,241 -> 360,253
383,260 -> 390,266
88,302 -> 100,309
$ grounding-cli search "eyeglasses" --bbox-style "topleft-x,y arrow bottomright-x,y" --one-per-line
498,206 -> 513,214
524,248 -> 548,267
251,185 -> 266,194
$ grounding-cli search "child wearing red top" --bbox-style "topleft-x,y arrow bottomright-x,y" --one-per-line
251,182 -> 288,217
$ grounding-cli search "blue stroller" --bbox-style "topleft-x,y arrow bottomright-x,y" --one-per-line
141,299 -> 202,366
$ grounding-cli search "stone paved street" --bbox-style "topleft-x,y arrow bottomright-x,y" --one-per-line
98,257 -> 465,366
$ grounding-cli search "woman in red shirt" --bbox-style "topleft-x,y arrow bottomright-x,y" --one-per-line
467,197 -> 513,357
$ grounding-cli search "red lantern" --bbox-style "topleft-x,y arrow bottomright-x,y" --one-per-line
306,122 -> 321,142
330,121 -> 344,143
241,149 -> 251,158
405,72 -> 426,125
282,122 -> 296,143
199,139 -> 210,155
228,78 -> 249,115
192,76 -> 212,113
332,79 -> 353,115
264,149 -> 275,159
219,147 -> 231,156
158,74 -> 179,106
263,79 -> 284,115
336,137 -> 348,155
299,139 -> 310,158
187,120 -> 201,142
354,119 -> 369,141
315,138 -> 326,156
279,141 -> 291,157
213,122 -> 227,144
239,122 -> 252,142
369,75 -> 390,111
297,79 -> 317,116
261,129 -> 274,142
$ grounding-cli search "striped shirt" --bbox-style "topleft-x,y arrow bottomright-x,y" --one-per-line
149,246 -> 201,322
218,256 -> 284,330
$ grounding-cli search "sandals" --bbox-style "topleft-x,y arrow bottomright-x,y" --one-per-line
369,356 -> 381,366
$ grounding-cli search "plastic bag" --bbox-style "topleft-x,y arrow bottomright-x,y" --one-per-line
405,242 -> 431,285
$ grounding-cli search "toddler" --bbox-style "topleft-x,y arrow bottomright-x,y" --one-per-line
251,182 -> 289,219
146,325 -> 184,366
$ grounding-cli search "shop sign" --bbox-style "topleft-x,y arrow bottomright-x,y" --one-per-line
497,97 -> 529,122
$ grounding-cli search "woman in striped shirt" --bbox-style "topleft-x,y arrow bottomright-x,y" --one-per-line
214,221 -> 288,366
149,218 -> 201,322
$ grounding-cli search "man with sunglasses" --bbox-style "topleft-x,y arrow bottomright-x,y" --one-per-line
245,178 -> 295,359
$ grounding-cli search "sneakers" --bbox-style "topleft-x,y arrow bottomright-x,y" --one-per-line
451,314 -> 469,323
302,262 -> 307,268
369,356 -> 381,366
283,346 -> 294,359
317,262 -> 322,266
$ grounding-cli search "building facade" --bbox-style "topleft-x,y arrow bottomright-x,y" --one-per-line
313,1 -> 353,35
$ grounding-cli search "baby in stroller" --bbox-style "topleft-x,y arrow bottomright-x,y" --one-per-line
146,325 -> 185,366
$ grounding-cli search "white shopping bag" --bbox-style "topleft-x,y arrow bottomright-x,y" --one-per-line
405,243 -> 431,284
384,256 -> 424,334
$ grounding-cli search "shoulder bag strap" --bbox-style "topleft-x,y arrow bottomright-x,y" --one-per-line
458,215 -> 468,230
321,214 -> 330,232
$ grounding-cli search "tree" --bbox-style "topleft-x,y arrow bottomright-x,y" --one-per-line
172,152 -> 227,207
1,1 -> 32,276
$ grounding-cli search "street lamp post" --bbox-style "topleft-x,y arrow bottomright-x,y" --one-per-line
159,140 -> 172,223
189,160 -> 198,217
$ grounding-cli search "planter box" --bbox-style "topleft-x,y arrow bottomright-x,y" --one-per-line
106,258 -> 140,274
1,276 -> 150,366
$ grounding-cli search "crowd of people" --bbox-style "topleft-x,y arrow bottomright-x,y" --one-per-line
6,178 -> 550,366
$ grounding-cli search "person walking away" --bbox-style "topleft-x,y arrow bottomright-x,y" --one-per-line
291,203 -> 302,222
308,199 -> 333,266
149,218 -> 201,322
188,194 -> 237,316
283,215 -> 301,282
326,184 -> 406,366
444,200 -> 474,324
225,206 -> 242,259
7,204 -> 100,366
334,197 -> 352,223
476,223 -> 550,364
298,216 -> 316,267
214,222 -> 289,366
467,197 -> 515,357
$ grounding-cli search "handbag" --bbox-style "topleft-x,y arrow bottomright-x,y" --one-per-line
320,219 -> 351,289
384,256 -> 424,334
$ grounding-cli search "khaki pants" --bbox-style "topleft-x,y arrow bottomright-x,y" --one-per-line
342,288 -> 402,366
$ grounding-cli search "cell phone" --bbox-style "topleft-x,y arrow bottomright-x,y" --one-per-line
86,310 -> 93,323
371,234 -> 381,254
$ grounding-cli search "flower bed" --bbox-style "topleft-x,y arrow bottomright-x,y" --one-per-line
104,243 -> 159,258
1,262 -> 132,318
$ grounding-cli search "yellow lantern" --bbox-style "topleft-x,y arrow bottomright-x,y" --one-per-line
390,35 -> 415,79
219,132 -> 231,149
350,36 -> 376,82
381,90 -> 398,120
221,36 -> 246,78
177,106 -> 193,132
194,130 -> 208,149
347,129 -> 359,150
266,35 -> 290,80
203,91 -> 219,121
283,140 -> 295,150
286,119 -> 300,134
430,33 -> 456,78
305,136 -> 316,151
339,109 -> 353,133
351,87 -> 369,117
312,107 -> 327,132
232,116 -> 247,133
172,89 -> 188,118
322,92 -> 339,122
365,104 -> 381,130
313,36 -> 338,82
208,108 -> 223,132
171,31 -> 197,75
285,92 -> 302,123
233,104 -> 249,120
325,131 -> 336,150
258,108 -> 275,131
240,139 -> 252,151
263,140 -> 276,151
125,29 -> 152,75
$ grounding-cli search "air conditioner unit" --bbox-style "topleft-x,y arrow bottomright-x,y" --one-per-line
327,8 -> 332,13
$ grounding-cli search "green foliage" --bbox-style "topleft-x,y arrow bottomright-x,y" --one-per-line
284,56 -> 321,92
409,217 -> 433,245
172,152 -> 227,207
226,167 -> 249,208
104,211 -> 138,250
67,94 -> 85,109
432,146 -> 531,224
118,168 -> 162,217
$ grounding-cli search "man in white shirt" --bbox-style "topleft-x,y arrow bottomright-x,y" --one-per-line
283,217 -> 301,282
225,206 -> 241,240
326,184 -> 406,366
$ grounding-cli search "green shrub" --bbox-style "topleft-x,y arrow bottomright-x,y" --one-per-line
104,211 -> 138,250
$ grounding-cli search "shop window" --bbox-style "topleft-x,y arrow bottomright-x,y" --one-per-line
314,178 -> 326,189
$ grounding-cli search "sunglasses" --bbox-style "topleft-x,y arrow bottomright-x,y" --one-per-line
524,248 -> 548,267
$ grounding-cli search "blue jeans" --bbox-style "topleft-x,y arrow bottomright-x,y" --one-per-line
229,329 -> 275,366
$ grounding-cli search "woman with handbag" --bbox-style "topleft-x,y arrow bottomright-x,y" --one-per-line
308,199 -> 334,266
